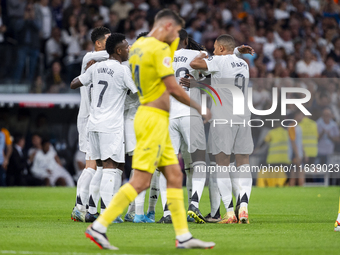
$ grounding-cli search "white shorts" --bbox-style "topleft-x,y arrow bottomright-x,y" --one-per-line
77,116 -> 89,153
88,131 -> 125,162
169,116 -> 206,154
209,123 -> 253,155
124,118 -> 136,155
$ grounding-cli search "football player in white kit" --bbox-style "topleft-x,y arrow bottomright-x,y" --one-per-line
71,27 -> 111,222
190,35 -> 253,224
124,32 -> 161,223
71,34 -> 137,223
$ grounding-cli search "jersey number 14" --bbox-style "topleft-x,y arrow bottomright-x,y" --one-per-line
131,64 -> 143,96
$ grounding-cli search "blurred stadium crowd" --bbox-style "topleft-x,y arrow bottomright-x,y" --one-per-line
1,0 -> 340,186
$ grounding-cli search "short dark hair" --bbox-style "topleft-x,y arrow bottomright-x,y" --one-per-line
41,139 -> 50,146
106,33 -> 126,55
91,26 -> 111,44
137,31 -> 149,40
155,9 -> 185,27
13,133 -> 24,144
216,34 -> 235,51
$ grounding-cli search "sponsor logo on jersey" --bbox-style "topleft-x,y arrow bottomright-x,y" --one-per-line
163,57 -> 171,68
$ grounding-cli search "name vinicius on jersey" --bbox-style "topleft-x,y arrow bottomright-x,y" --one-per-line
97,68 -> 114,77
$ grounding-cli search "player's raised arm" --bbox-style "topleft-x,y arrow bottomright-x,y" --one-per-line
70,77 -> 83,89
189,51 -> 209,70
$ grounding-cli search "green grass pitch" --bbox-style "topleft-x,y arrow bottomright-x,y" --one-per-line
0,186 -> 339,255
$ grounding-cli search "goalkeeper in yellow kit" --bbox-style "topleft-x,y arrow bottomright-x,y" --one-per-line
84,9 -> 214,250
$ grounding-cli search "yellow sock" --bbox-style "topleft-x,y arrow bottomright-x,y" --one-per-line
97,183 -> 138,227
167,188 -> 189,236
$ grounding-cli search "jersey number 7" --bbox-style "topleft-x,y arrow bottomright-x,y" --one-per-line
97,80 -> 108,107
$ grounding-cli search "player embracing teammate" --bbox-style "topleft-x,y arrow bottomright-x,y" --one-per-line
190,35 -> 254,224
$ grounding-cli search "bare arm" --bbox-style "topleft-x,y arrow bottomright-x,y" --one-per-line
54,155 -> 62,166
190,52 -> 208,70
163,75 -> 211,123
70,77 -> 83,89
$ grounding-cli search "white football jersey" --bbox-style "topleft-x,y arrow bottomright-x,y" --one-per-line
170,49 -> 204,119
79,59 -> 137,133
203,54 -> 250,122
122,61 -> 140,119
78,51 -> 109,120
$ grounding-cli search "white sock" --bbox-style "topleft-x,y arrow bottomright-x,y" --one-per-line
183,155 -> 192,205
209,161 -> 220,217
113,169 -> 123,196
191,161 -> 206,208
176,232 -> 193,242
135,190 -> 146,215
88,166 -> 103,214
76,168 -> 95,211
99,168 -> 117,214
127,169 -> 135,214
93,220 -> 107,233
217,176 -> 233,212
127,201 -> 135,214
159,172 -> 170,217
237,164 -> 252,209
337,213 -> 340,222
75,169 -> 85,207
148,170 -> 160,213
230,162 -> 241,208
185,168 -> 192,205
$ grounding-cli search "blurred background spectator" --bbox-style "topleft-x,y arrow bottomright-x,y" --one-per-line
31,139 -> 74,186
0,128 -> 6,186
317,108 -> 340,165
7,133 -> 27,186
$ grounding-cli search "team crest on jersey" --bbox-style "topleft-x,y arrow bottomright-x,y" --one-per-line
163,57 -> 171,68
207,56 -> 214,61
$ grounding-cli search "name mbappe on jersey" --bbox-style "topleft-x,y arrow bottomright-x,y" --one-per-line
231,61 -> 248,69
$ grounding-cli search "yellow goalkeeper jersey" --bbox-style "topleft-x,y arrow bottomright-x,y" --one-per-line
129,36 -> 179,104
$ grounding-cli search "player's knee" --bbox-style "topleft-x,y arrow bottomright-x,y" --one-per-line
102,158 -> 118,169
85,159 -> 97,169
166,166 -> 183,188
130,180 -> 150,194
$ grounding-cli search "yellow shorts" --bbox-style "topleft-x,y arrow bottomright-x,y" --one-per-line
132,106 -> 178,174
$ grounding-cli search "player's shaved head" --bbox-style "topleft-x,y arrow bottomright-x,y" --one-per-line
216,34 -> 236,51
155,9 -> 185,27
